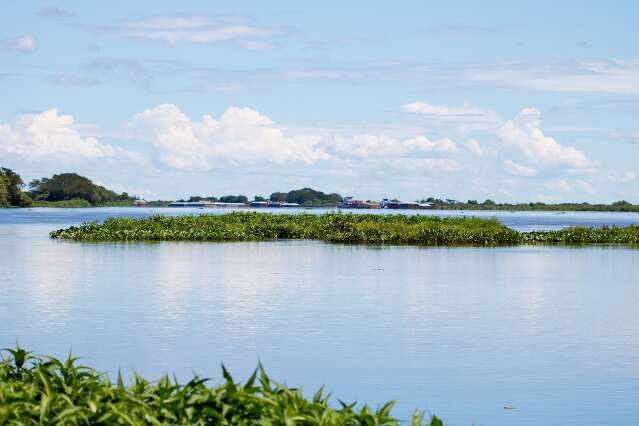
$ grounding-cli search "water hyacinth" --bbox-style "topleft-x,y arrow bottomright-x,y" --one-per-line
49,212 -> 639,246
49,212 -> 522,246
0,346 -> 443,425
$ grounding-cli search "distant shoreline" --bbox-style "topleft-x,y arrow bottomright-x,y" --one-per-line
13,203 -> 639,213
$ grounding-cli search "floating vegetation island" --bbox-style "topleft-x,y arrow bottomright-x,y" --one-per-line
50,213 -> 639,246
49,212 -> 639,246
0,346 -> 442,425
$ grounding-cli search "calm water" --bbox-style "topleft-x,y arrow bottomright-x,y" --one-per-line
1,208 -> 639,425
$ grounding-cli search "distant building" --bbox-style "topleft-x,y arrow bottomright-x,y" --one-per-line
386,200 -> 433,210
249,201 -> 300,208
339,197 -> 381,209
169,201 -> 247,208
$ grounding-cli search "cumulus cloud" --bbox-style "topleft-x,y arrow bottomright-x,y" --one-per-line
127,104 -> 465,174
0,108 -> 139,162
544,178 -> 595,194
1,36 -> 37,52
129,104 -> 329,171
466,138 -> 483,156
122,16 -> 275,48
498,108 -> 590,169
329,134 -> 457,159
503,159 -> 537,176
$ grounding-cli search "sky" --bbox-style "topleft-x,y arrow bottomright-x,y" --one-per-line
1,0 -> 638,202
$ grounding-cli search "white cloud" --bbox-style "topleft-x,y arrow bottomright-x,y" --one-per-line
403,101 -> 494,118
402,101 -> 501,131
1,36 -> 37,52
37,6 -> 75,17
471,60 -> 639,94
329,134 -> 457,159
498,108 -> 590,169
618,171 -> 638,183
544,178 -> 595,194
129,104 -> 329,171
0,108 -> 127,161
128,104 -> 465,174
466,138 -> 483,156
389,158 -> 460,172
123,16 -> 275,48
503,159 -> 537,177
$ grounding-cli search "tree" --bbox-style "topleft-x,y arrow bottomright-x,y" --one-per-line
219,195 -> 248,204
28,173 -> 133,205
0,167 -> 32,207
269,192 -> 287,202
0,173 -> 9,207
254,196 -> 266,202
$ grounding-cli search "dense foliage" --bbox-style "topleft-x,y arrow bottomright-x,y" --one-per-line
50,212 -> 522,245
0,346 -> 441,425
269,188 -> 342,207
28,173 -> 134,205
0,167 -> 32,207
50,212 -> 639,246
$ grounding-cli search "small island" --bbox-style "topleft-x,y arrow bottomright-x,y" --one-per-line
50,212 -> 639,246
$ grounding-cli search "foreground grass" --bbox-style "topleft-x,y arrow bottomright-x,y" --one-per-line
0,346 -> 442,425
49,212 -> 639,246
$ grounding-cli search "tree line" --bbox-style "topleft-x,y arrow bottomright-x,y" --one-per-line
420,198 -> 639,212
0,167 -> 134,207
182,188 -> 343,207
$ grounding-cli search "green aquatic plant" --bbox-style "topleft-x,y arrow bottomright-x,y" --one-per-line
50,212 -> 521,246
49,212 -> 639,246
0,346 -> 443,425
521,225 -> 639,245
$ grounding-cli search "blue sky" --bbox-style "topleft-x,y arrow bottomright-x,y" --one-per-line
1,0 -> 638,202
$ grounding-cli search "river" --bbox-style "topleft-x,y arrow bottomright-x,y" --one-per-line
1,208 -> 638,425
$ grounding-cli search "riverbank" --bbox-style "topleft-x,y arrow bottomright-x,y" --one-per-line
0,347 -> 441,425
49,212 -> 639,245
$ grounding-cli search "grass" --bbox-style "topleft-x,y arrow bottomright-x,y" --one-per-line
49,212 -> 639,246
0,345 -> 443,425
